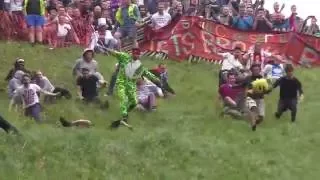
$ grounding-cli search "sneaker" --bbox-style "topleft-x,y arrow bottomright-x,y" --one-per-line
120,120 -> 133,130
110,120 -> 121,129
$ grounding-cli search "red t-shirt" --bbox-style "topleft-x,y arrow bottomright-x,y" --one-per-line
219,83 -> 243,101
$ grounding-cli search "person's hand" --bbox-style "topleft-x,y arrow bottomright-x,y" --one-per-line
299,94 -> 304,102
54,92 -> 61,96
78,95 -> 84,100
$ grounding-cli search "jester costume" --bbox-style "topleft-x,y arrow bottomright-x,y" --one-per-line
108,48 -> 160,128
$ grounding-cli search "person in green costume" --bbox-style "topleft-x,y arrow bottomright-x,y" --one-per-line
106,48 -> 161,129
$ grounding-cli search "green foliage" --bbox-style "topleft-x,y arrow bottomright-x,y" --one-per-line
0,42 -> 320,180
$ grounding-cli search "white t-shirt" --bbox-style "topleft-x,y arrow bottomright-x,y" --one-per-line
151,12 -> 172,30
57,23 -> 72,37
14,84 -> 41,108
220,52 -> 243,71
136,0 -> 144,5
263,64 -> 284,80
9,0 -> 23,11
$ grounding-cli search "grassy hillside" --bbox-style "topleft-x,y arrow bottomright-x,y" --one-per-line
0,42 -> 320,180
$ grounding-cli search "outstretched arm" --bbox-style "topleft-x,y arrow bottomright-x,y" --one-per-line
142,68 -> 160,84
105,48 -> 131,65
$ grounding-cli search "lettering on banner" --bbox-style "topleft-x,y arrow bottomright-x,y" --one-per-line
201,31 -> 216,53
299,47 -> 319,67
214,24 -> 227,38
170,33 -> 196,57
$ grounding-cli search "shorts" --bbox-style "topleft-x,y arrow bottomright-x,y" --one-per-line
245,97 -> 257,111
119,26 -> 137,39
254,99 -> 265,117
26,15 -> 45,27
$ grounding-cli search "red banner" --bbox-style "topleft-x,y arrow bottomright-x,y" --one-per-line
141,16 -> 320,66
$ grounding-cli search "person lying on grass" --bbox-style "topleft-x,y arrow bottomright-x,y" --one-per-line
219,72 -> 259,131
9,74 -> 60,122
136,78 -> 157,112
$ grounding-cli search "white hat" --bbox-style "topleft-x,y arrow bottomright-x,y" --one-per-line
98,18 -> 107,27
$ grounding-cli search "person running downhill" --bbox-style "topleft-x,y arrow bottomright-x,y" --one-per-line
105,48 -> 161,129
272,64 -> 304,122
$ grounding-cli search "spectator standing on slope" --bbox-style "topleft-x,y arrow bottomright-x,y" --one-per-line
232,3 -> 253,31
23,0 -> 46,45
151,3 -> 172,30
115,0 -> 140,48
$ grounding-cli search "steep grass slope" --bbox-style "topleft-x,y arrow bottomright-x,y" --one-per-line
0,42 -> 320,180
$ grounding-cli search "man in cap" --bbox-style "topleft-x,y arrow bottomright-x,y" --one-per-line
106,47 -> 160,129
89,18 -> 119,53
5,58 -> 31,81
72,48 -> 106,84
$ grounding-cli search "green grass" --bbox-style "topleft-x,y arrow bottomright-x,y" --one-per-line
1,42 -> 320,180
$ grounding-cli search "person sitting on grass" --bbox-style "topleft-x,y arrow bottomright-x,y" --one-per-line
5,58 -> 31,81
9,74 -> 60,122
76,68 -> 109,109
136,78 -> 157,112
219,72 -> 259,131
32,70 -> 72,103
72,49 -> 106,84
272,64 -> 304,122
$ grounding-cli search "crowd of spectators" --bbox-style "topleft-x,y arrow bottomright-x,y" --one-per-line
0,0 -> 318,50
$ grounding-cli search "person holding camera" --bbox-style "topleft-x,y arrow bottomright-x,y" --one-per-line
253,8 -> 272,32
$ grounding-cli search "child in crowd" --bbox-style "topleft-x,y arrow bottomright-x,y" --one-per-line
272,64 -> 304,122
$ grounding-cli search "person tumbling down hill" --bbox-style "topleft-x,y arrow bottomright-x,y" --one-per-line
105,48 -> 161,129
136,78 -> 157,112
219,72 -> 259,131
9,74 -> 60,122
150,62 -> 175,97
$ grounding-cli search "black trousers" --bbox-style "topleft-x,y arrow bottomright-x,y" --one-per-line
0,115 -> 19,134
276,98 -> 298,121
